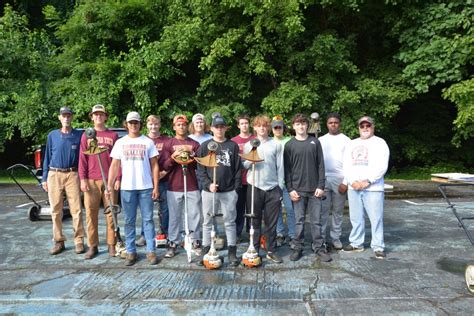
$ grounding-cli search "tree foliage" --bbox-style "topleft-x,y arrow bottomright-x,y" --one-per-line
0,0 -> 473,168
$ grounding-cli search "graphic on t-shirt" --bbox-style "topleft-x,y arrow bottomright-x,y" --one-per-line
172,144 -> 195,157
123,144 -> 146,161
155,142 -> 164,152
351,145 -> 368,166
216,148 -> 232,166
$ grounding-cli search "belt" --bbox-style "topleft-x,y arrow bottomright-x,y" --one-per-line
50,167 -> 77,173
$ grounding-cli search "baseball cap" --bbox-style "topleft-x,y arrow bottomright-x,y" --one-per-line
173,114 -> 188,125
358,116 -> 374,126
89,104 -> 107,116
211,115 -> 226,127
271,115 -> 285,129
126,111 -> 141,122
192,113 -> 205,123
59,106 -> 73,115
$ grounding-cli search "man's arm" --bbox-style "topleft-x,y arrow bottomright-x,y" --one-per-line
150,156 -> 160,200
107,158 -> 120,193
41,133 -> 52,192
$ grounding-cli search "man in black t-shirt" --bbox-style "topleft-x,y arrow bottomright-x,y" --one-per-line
284,113 -> 331,262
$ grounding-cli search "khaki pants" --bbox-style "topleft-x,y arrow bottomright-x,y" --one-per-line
83,179 -> 117,247
47,171 -> 84,244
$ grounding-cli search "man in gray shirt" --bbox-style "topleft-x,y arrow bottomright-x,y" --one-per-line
243,115 -> 284,263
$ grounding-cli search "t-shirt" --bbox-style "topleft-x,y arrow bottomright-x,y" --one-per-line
149,135 -> 171,182
231,134 -> 255,186
189,133 -> 213,145
110,135 -> 159,190
79,129 -> 118,180
161,137 -> 200,192
284,136 -> 325,193
319,133 -> 350,178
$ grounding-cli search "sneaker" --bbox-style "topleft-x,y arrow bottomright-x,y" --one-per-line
125,253 -> 137,266
343,244 -> 364,253
147,252 -> 159,265
75,243 -> 85,254
315,248 -> 332,262
193,240 -> 203,256
375,250 -> 386,260
290,249 -> 303,261
49,241 -> 65,255
266,251 -> 283,264
332,239 -> 343,250
135,235 -> 146,247
165,243 -> 177,258
196,246 -> 211,266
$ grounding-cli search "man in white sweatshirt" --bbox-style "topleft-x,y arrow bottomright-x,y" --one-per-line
342,116 -> 389,259
319,113 -> 350,251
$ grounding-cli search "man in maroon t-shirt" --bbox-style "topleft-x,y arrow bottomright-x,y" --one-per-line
79,104 -> 121,259
231,114 -> 255,240
161,115 -> 202,259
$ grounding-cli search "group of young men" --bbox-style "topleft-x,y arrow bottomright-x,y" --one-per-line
42,104 -> 389,267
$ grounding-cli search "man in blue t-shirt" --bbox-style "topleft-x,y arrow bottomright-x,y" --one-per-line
42,106 -> 85,255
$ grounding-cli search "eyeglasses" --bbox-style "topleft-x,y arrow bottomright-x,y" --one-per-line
359,123 -> 372,129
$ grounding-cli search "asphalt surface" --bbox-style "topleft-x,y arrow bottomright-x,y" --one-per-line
0,181 -> 473,315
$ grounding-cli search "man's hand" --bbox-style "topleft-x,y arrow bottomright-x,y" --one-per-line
42,182 -> 48,192
314,188 -> 324,198
152,187 -> 159,200
159,170 -> 168,179
210,183 -> 219,193
80,179 -> 89,192
289,190 -> 300,202
338,183 -> 348,194
114,180 -> 121,191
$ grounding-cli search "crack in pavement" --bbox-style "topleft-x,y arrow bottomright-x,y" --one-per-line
302,275 -> 319,315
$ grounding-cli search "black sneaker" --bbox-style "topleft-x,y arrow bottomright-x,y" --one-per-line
290,249 -> 302,261
196,246 -> 210,266
316,248 -> 332,262
193,240 -> 203,256
165,243 -> 177,258
343,244 -> 364,252
276,234 -> 285,247
375,250 -> 386,259
266,251 -> 283,264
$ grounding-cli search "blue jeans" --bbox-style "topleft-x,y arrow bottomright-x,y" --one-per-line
121,188 -> 155,254
140,181 -> 168,235
276,187 -> 296,239
290,191 -> 324,251
347,190 -> 385,251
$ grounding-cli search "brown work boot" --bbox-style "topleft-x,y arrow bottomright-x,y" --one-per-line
84,246 -> 98,260
49,241 -> 65,255
75,243 -> 85,254
108,245 -> 116,257
147,252 -> 159,265
125,253 -> 137,266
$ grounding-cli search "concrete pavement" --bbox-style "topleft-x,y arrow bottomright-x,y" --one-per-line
0,181 -> 473,314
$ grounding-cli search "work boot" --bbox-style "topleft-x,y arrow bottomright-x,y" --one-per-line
108,245 -> 116,257
290,249 -> 303,261
196,246 -> 211,266
84,246 -> 98,260
125,253 -> 137,266
49,241 -> 65,255
228,246 -> 239,267
147,252 -> 159,265
75,243 -> 85,254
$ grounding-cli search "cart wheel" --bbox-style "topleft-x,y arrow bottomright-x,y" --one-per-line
466,264 -> 474,294
28,206 -> 40,221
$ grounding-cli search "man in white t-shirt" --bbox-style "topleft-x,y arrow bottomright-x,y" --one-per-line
342,116 -> 389,259
107,111 -> 160,266
319,113 -> 350,251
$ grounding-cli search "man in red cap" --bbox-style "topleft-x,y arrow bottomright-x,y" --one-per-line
161,115 -> 202,259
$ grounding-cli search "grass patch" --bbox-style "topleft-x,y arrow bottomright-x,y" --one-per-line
0,167 -> 41,184
387,164 -> 473,180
